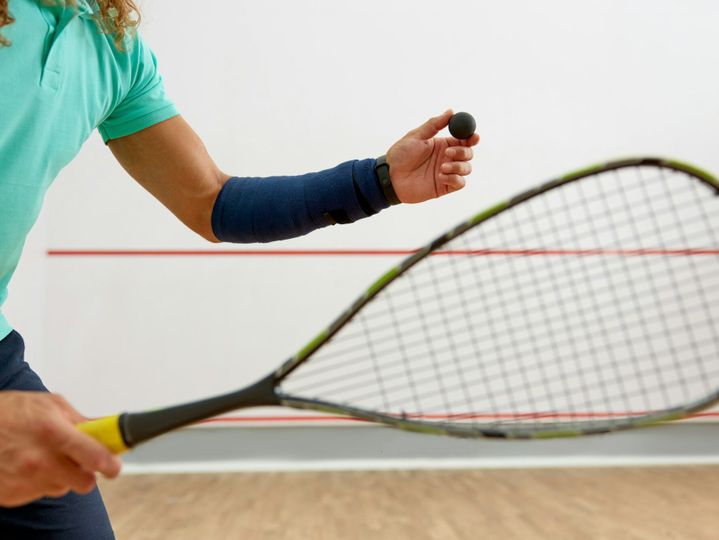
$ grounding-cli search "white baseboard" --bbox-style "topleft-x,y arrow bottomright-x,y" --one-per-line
120,423 -> 719,474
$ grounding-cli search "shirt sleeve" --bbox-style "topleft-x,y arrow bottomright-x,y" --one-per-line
98,34 -> 179,143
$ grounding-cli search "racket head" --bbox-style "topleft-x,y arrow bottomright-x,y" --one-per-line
274,157 -> 719,439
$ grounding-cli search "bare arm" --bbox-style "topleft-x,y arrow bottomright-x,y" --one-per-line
108,111 -> 478,243
107,115 -> 229,242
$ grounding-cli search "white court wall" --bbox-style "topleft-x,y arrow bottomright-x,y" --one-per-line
5,0 -> 719,422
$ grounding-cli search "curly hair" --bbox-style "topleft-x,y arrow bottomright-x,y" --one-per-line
0,0 -> 140,48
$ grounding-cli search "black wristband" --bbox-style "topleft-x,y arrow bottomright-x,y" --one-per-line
375,155 -> 401,205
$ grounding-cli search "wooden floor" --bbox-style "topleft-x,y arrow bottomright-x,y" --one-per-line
99,466 -> 719,540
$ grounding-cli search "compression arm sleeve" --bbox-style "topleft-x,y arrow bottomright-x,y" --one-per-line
210,158 -> 390,243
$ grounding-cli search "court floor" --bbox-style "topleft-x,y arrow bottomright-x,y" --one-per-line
100,466 -> 719,539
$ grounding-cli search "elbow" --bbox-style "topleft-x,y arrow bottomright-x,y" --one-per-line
193,172 -> 228,243
198,227 -> 221,244
191,212 -> 221,244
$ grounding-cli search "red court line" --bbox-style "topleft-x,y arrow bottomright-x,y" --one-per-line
46,248 -> 719,257
47,249 -> 416,257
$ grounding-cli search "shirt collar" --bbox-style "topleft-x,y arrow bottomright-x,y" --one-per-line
76,0 -> 95,19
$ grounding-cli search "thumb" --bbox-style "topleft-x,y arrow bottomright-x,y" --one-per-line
409,109 -> 453,140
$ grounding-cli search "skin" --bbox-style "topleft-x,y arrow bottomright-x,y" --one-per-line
107,108 -> 480,241
0,108 -> 478,507
386,109 -> 480,204
0,392 -> 121,507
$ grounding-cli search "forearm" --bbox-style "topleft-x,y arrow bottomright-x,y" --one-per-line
212,158 -> 391,243
111,112 -> 476,244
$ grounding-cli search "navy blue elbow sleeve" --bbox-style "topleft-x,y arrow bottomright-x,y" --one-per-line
211,159 -> 390,243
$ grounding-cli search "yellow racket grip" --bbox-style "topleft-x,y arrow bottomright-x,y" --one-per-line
77,415 -> 129,454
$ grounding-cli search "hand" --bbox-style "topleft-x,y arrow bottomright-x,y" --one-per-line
0,391 -> 122,507
386,109 -> 480,204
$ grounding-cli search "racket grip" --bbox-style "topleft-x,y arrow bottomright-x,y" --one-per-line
77,415 -> 130,454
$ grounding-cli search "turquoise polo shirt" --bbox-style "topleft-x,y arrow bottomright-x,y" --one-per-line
0,0 -> 179,340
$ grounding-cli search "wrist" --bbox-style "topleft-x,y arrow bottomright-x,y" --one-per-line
375,155 -> 401,205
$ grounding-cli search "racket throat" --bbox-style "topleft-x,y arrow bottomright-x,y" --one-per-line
121,373 -> 279,448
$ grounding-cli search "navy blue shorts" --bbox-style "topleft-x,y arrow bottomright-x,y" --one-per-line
0,331 -> 115,539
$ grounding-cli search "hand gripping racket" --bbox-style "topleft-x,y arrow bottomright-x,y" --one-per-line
79,157 -> 719,453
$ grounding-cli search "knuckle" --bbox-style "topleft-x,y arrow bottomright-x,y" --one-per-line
88,455 -> 107,472
51,394 -> 71,410
51,393 -> 67,404
36,418 -> 62,443
18,454 -> 44,476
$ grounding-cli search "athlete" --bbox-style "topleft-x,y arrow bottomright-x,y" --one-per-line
0,0 -> 479,537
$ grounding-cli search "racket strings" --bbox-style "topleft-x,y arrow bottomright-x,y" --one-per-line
292,172 -> 716,414
664,169 -> 719,390
541,175 -> 657,416
291,256 -> 719,383
287,323 -> 719,408
322,215 -> 714,343
383,286 -> 424,413
318,205 -> 713,348
345,364 -> 719,420
306,259 -> 719,364
406,269 -> 456,415
288,276 -> 718,418
280,165 -> 719,433
635,199 -> 695,403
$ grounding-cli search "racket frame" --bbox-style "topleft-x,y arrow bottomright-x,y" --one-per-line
78,157 -> 719,450
274,157 -> 719,439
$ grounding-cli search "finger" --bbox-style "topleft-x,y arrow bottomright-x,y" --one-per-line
465,133 -> 480,146
39,416 -> 121,478
45,486 -> 72,499
440,175 -> 467,194
409,109 -> 454,140
445,146 -> 474,161
46,395 -> 122,476
440,161 -> 472,176
447,133 -> 481,147
54,454 -> 98,494
44,455 -> 97,496
15,450 -> 96,496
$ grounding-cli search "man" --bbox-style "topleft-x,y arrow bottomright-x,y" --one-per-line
0,0 -> 479,537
